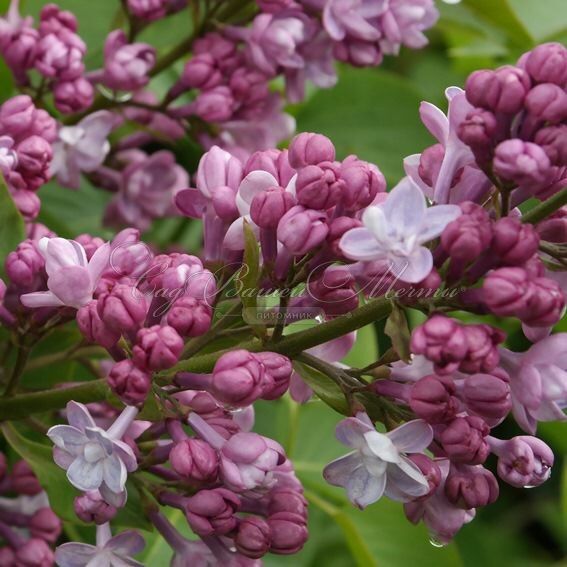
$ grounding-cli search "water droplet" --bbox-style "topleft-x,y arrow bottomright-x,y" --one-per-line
429,536 -> 447,548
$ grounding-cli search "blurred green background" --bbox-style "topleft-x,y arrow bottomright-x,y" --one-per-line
1,1 -> 566,565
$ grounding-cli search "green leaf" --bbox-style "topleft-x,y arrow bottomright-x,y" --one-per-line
0,175 -> 25,277
236,220 -> 262,331
343,323 -> 378,369
508,0 -> 567,42
384,303 -> 411,362
1,422 -> 79,522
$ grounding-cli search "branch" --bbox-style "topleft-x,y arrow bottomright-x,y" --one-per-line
522,187 -> 567,224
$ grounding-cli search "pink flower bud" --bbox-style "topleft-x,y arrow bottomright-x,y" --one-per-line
16,135 -> 52,191
535,124 -> 567,165
407,454 -> 442,499
525,83 -> 567,123
457,109 -> 499,161
107,360 -> 151,406
53,77 -> 94,114
192,86 -> 234,122
296,162 -> 344,210
339,155 -> 385,210
2,25 -> 39,82
97,284 -> 147,335
29,508 -> 62,543
465,66 -> 531,114
268,511 -> 308,555
326,216 -> 363,259
229,68 -> 269,106
211,349 -> 266,407
439,416 -> 490,465
463,371 -> 511,423
0,547 -> 15,565
39,4 -> 78,34
170,438 -> 219,482
483,267 -> 532,318
536,206 -> 567,243
445,464 -> 499,509
492,217 -> 539,266
523,276 -> 565,327
288,132 -> 335,170
35,28 -> 85,81
459,324 -> 505,374
127,0 -> 168,21
184,488 -> 240,536
132,325 -> 183,371
10,460 -> 42,495
5,239 -> 44,288
235,517 -> 271,559
15,538 -> 54,567
0,96 -> 35,140
268,488 -> 308,518
165,296 -> 212,338
180,53 -> 222,90
74,491 -> 117,524
255,351 -> 293,400
77,300 -> 121,349
277,206 -> 329,255
250,186 -> 295,229
409,374 -> 459,424
308,266 -> 359,317
525,42 -> 567,86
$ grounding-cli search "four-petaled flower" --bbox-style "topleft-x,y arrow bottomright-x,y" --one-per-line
324,413 -> 433,508
47,402 -> 138,506
340,178 -> 461,283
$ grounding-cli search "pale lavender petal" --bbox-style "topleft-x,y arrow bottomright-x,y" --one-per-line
20,291 -> 64,308
223,217 -> 246,251
385,458 -> 429,502
99,483 -> 127,508
106,531 -> 146,556
346,464 -> 386,508
389,246 -> 433,283
419,101 -> 449,144
522,323 -> 551,343
107,556 -> 144,567
67,457 -> 104,491
47,266 -> 93,308
82,555 -> 111,567
53,447 -> 75,470
79,111 -> 116,144
322,4 -> 346,40
113,440 -> 138,472
323,452 -> 364,487
66,401 -> 97,431
47,425 -> 87,453
420,205 -> 462,243
363,431 -> 400,462
308,332 -> 356,363
537,364 -> 567,400
289,372 -> 313,404
335,417 -> 373,448
175,189 -> 208,218
102,454 -> 127,494
403,154 -> 433,198
382,178 -> 426,232
87,243 -> 111,286
55,543 -> 98,567
237,171 -> 279,212
339,227 -> 383,262
84,428 -> 114,456
514,365 -> 543,409
361,206 -> 389,244
44,238 -> 87,272
387,420 -> 433,453
524,334 -> 567,367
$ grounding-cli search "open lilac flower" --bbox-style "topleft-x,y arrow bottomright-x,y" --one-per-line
323,413 -> 433,508
47,402 -> 138,505
20,237 -> 110,309
55,523 -> 145,567
50,110 -> 116,188
340,178 -> 461,283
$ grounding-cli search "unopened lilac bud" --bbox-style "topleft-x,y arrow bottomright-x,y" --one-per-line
483,267 -> 532,318
537,206 -> 567,242
133,325 -> 183,371
327,216 -> 363,259
127,0 -> 168,21
296,162 -> 344,210
192,86 -> 234,122
408,454 -> 442,499
16,538 -> 54,567
523,276 -> 565,327
525,42 -> 567,85
16,135 -> 52,191
235,517 -> 271,559
74,491 -> 117,524
410,315 -> 468,375
288,132 -> 335,169
35,28 -> 85,81
166,296 -> 212,338
268,512 -> 308,555
525,83 -> 567,123
439,416 -> 490,465
39,4 -> 78,33
334,38 -> 382,67
535,125 -> 567,165
255,352 -> 293,400
459,324 -> 505,374
97,284 -> 147,335
417,144 -> 444,187
5,239 -> 44,288
180,53 -> 222,90
53,77 -> 94,114
492,217 -> 539,266
441,202 -> 492,263
170,438 -> 219,482
457,108 -> 499,161
339,155 -> 386,210
11,189 -> 40,221
184,488 -> 240,536
0,95 -> 35,139
409,374 -> 459,424
308,267 -> 359,317
107,360 -> 151,406
29,508 -> 62,543
11,460 -> 42,495
75,234 -> 105,260
445,465 -> 499,509
268,488 -> 308,518
77,301 -> 121,349
250,187 -> 295,229
277,206 -> 328,255
465,66 -> 531,114
494,139 -> 552,191
0,547 -> 15,565
463,371 -> 511,423
211,349 -> 266,407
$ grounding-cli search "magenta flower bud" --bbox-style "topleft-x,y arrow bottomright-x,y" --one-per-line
536,206 -> 567,242
457,109 -> 498,158
235,517 -> 271,559
2,25 -> 39,81
250,186 -> 295,229
180,53 -> 222,90
184,488 -> 240,536
459,324 -> 505,374
268,512 -> 308,555
35,28 -> 85,81
493,139 -> 552,190
407,454 -> 442,499
417,144 -> 444,187
210,349 -> 266,407
410,315 -> 468,375
15,538 -> 54,567
339,155 -> 386,210
463,371 -> 511,423
327,216 -> 363,259
439,416 -> 490,465
76,300 -> 121,349
165,296 -> 212,338
334,38 -> 382,67
535,125 -> 567,165
103,30 -> 155,91
483,267 -> 532,318
495,436 -> 554,488
74,491 -> 117,524
0,95 -> 34,139
169,438 -> 219,482
39,4 -> 78,33
525,42 -> 567,86
29,507 -> 62,543
268,488 -> 308,518
441,202 -> 492,263
53,77 -> 94,114
107,359 -> 151,406
11,189 -> 39,221
288,132 -> 336,169
296,162 -> 344,210
10,460 -> 42,495
5,239 -> 44,288
308,267 -> 359,317
277,206 -> 329,255
127,0 -> 168,21
229,68 -> 269,106
16,135 -> 52,191
97,284 -> 147,335
409,374 -> 459,424
465,66 -> 531,114
0,547 -> 15,565
192,86 -> 234,122
525,83 -> 567,123
255,352 -> 293,400
132,325 -> 183,371
523,276 -> 565,327
445,465 -> 499,509
492,217 -> 539,266
75,234 -> 105,260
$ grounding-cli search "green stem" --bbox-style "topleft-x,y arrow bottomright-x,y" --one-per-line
522,187 -> 567,224
3,345 -> 31,396
24,345 -> 106,372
